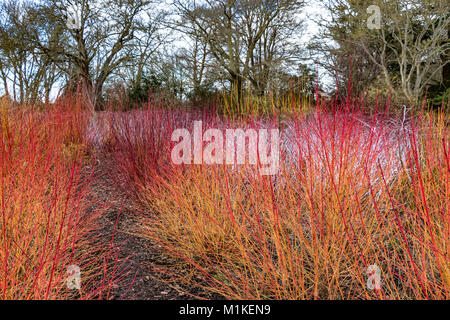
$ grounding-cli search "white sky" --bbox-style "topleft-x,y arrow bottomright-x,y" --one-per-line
4,0 -> 335,101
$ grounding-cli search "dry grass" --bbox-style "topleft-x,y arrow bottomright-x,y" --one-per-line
0,98 -> 125,299
108,100 -> 449,300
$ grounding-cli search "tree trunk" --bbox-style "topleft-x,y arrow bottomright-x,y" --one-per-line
230,74 -> 243,108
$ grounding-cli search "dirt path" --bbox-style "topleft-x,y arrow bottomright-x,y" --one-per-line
89,157 -> 217,300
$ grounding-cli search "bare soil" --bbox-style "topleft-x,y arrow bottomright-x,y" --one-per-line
89,156 -> 221,300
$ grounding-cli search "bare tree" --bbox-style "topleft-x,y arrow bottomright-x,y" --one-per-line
249,6 -> 304,96
174,0 -> 305,104
116,8 -> 168,95
314,0 -> 449,105
175,22 -> 212,101
16,0 -> 159,109
0,0 -> 62,104
363,0 -> 449,104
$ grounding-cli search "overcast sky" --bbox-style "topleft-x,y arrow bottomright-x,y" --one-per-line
7,0 -> 336,100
